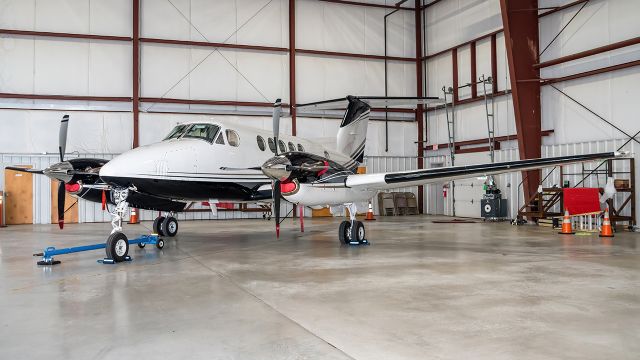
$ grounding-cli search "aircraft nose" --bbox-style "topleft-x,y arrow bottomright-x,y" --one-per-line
100,146 -> 160,182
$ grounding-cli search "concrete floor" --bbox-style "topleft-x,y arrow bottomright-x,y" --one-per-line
0,216 -> 638,360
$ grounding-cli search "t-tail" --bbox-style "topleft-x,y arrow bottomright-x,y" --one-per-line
297,96 -> 445,171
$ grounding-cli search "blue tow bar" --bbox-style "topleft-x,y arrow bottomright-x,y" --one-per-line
34,234 -> 161,266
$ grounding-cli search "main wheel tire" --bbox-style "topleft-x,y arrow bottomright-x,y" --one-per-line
338,220 -> 352,244
352,221 -> 366,242
163,216 -> 178,237
106,232 -> 129,262
153,216 -> 166,236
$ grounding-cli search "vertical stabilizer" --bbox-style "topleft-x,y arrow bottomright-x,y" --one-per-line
337,96 -> 370,165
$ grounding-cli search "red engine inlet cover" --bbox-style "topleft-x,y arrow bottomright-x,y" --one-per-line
65,182 -> 82,193
280,181 -> 298,195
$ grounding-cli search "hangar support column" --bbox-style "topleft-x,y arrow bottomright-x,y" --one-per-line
499,0 -> 542,202
132,0 -> 140,148
415,0 -> 425,214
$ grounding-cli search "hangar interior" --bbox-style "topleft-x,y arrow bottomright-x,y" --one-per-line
1,1 -> 639,359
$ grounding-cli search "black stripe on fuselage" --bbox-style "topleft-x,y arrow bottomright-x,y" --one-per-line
101,176 -> 271,201
384,153 -> 616,184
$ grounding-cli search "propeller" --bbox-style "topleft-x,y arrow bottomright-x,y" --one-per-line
56,115 -> 70,229
273,98 -> 282,156
273,180 -> 281,238
271,99 -> 283,237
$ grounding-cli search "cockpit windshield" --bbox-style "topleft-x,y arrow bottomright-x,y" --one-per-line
164,124 -> 189,140
182,123 -> 221,143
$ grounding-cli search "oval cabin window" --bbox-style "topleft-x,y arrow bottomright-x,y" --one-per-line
288,142 -> 296,152
256,135 -> 266,151
226,129 -> 240,147
267,137 -> 277,153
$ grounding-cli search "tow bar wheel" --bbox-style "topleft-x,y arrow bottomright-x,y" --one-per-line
106,232 -> 129,262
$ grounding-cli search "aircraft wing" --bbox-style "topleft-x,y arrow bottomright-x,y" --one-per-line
297,96 -> 444,111
345,152 -> 625,190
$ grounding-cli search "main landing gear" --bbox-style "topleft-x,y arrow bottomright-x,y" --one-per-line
153,214 -> 179,237
338,203 -> 369,246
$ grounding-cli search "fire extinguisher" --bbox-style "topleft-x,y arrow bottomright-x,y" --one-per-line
443,186 -> 447,198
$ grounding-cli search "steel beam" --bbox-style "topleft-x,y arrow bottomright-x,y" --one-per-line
470,41 -> 477,98
133,0 -> 140,148
500,0 -> 541,202
415,0 -> 424,214
289,0 -> 297,136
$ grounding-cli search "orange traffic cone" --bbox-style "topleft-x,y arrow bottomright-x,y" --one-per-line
558,208 -> 575,235
365,201 -> 376,221
128,208 -> 140,224
599,207 -> 614,238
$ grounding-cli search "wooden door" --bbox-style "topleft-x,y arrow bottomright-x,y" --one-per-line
4,167 -> 33,225
51,180 -> 79,224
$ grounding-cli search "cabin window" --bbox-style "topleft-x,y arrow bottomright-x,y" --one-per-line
164,124 -> 189,140
226,129 -> 240,147
278,140 -> 286,153
183,124 -> 220,143
287,142 -> 295,152
214,132 -> 225,145
267,137 -> 277,153
324,150 -> 330,159
256,135 -> 266,151
297,144 -> 305,152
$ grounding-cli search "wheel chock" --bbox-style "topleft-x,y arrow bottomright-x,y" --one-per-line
98,256 -> 132,265
348,239 -> 370,246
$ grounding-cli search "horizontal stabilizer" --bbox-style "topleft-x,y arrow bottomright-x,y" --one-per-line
297,96 -> 444,111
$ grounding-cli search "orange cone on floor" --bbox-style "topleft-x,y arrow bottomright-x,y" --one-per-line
365,201 -> 376,221
599,207 -> 614,238
128,208 -> 140,224
558,208 -> 575,235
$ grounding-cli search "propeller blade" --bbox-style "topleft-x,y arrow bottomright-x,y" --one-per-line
273,180 -> 281,238
219,167 -> 262,171
272,99 -> 282,155
57,181 -> 65,229
59,115 -> 69,162
5,166 -> 45,174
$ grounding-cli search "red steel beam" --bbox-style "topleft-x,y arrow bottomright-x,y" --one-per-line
289,0 -> 297,136
452,48 -> 459,102
0,28 -> 132,42
140,37 -> 288,53
319,0 -> 412,10
470,41 -> 477,98
0,93 -> 131,102
542,59 -> 640,85
500,0 -> 541,202
415,0 -> 425,214
132,0 -> 140,148
140,98 -> 284,108
427,130 -> 554,149
491,34 -> 498,94
296,48 -> 415,62
534,36 -> 640,69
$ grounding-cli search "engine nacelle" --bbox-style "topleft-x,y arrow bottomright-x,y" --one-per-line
282,183 -> 375,207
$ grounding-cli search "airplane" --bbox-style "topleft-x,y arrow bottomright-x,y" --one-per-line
6,96 -> 626,263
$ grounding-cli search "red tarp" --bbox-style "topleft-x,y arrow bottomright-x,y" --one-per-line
562,188 -> 601,215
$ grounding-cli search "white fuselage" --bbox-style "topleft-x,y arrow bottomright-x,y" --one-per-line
99,119 -> 354,202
